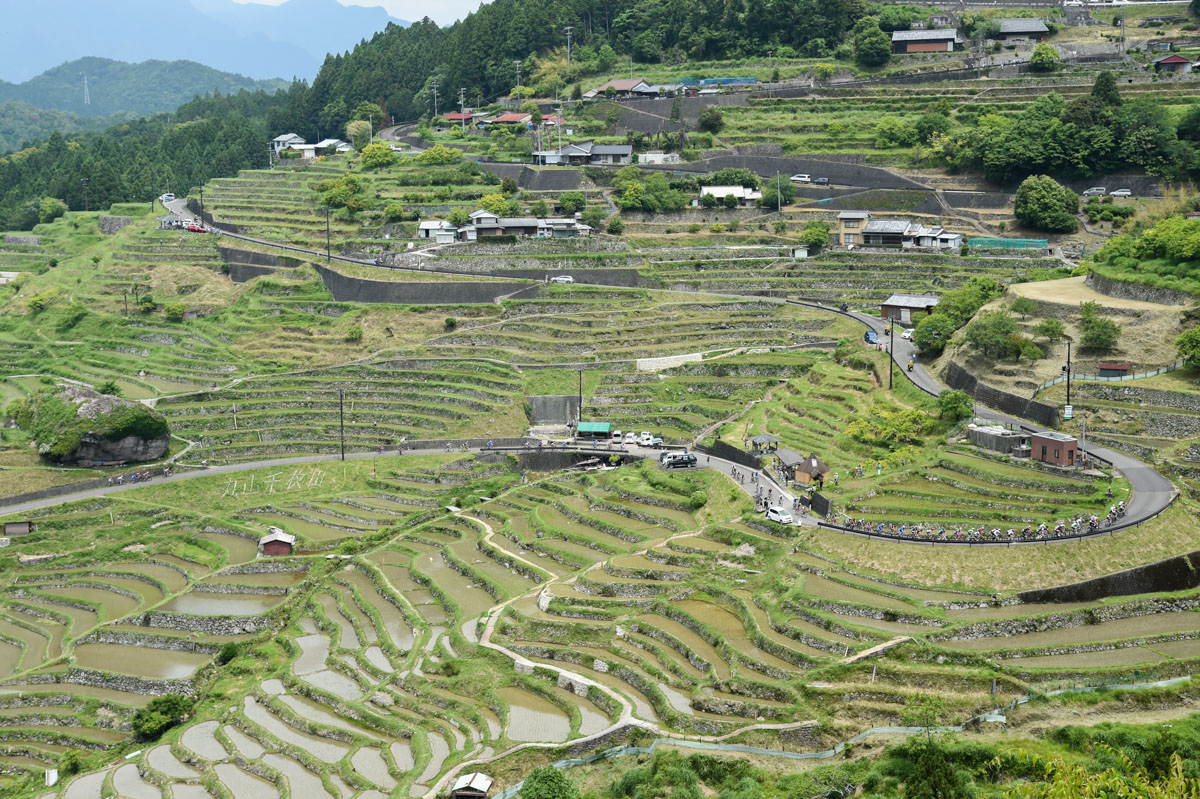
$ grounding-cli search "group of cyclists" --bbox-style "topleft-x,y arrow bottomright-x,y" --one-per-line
107,469 -> 165,486
833,501 -> 1127,542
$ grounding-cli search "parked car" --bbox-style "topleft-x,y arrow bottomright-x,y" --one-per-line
864,330 -> 878,344
789,174 -> 811,184
901,328 -> 915,340
159,193 -> 175,203
813,177 -> 830,186
549,275 -> 574,284
623,432 -> 637,444
186,223 -> 208,233
1110,189 -> 1132,198
766,505 -> 793,524
611,429 -> 623,442
662,452 -> 697,469
1082,187 -> 1106,197
639,431 -> 655,446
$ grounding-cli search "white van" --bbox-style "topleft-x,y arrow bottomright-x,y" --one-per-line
766,506 -> 793,524
611,429 -> 623,442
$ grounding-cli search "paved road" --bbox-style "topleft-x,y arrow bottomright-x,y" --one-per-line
157,199 -> 1176,529
847,310 -> 1176,524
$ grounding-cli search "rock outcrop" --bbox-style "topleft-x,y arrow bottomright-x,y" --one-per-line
9,384 -> 170,466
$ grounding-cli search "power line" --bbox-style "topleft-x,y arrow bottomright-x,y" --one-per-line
82,74 -> 91,106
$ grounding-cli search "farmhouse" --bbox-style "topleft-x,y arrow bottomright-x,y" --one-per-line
891,29 -> 959,53
639,152 -> 681,164
487,112 -> 532,126
260,529 -> 296,556
1031,431 -> 1077,467
699,186 -> 763,207
417,220 -> 457,242
881,293 -> 939,323
583,78 -> 653,99
1152,54 -> 1192,73
453,210 -> 592,239
834,212 -> 962,249
314,138 -> 352,153
444,112 -> 477,124
271,133 -> 304,155
994,19 -> 1049,41
451,773 -> 494,799
532,141 -> 633,166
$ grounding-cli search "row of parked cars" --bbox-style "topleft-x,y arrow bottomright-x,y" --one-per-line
1082,188 -> 1132,197
790,174 -> 830,186
609,430 -> 664,447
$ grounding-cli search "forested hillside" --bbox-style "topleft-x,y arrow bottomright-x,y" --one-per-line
0,101 -> 133,155
0,58 -> 288,118
0,88 -> 292,229
268,0 -> 876,134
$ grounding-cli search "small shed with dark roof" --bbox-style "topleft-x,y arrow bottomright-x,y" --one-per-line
776,449 -> 830,485
995,19 -> 1049,41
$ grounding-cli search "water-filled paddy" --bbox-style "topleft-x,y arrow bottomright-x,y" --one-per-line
46,585 -> 140,620
947,611 -> 1200,651
224,725 -> 265,758
74,643 -> 210,679
317,592 -> 361,649
1000,647 -> 1164,669
196,532 -> 258,565
113,762 -> 160,799
146,744 -> 198,778
497,686 -> 570,742
351,747 -> 397,790
242,696 -> 350,763
215,762 -> 280,799
181,720 -> 228,760
264,752 -> 336,799
159,591 -> 284,616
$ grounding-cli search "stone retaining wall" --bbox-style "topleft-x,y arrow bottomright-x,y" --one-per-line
98,217 -> 132,235
3,235 -> 40,246
1086,272 -> 1192,306
78,630 -> 220,653
64,667 -> 193,697
133,611 -> 270,635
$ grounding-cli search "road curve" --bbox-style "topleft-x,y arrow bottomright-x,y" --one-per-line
847,310 -> 1176,526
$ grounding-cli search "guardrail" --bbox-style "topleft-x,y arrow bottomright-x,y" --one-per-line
1031,359 -> 1187,397
815,491 -> 1176,546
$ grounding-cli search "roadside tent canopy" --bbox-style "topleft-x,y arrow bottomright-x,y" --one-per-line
577,422 -> 612,437
749,434 -> 781,445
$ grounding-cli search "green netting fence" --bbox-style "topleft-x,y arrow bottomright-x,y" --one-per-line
967,237 -> 1048,249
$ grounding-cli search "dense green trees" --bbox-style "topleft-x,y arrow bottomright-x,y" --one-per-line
131,694 -> 190,740
0,89 -> 282,229
1014,175 -> 1079,233
947,73 -> 1198,184
854,18 -> 892,68
1029,42 -> 1061,72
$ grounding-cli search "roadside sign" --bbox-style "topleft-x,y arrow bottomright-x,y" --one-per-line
1064,404 -> 1073,420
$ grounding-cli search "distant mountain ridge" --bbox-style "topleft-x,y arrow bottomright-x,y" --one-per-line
0,58 -> 289,118
0,0 -> 408,83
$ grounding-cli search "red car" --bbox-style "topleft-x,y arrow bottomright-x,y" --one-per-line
186,223 -> 208,233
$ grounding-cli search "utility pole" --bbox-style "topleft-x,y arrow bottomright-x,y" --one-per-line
888,322 -> 894,390
338,388 -> 346,461
565,26 -> 573,64
578,369 -> 583,425
459,88 -> 467,134
81,177 -> 89,213
431,79 -> 440,118
513,61 -> 521,102
775,171 -> 781,213
83,74 -> 91,106
1063,340 -> 1073,409
325,207 -> 331,262
199,189 -> 204,220
368,114 -> 373,143
122,290 -> 128,315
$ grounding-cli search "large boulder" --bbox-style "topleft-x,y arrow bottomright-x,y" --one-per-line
8,384 -> 170,466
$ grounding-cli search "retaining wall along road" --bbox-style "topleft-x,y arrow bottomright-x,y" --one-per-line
1018,550 -> 1200,603
314,265 -> 539,305
528,395 -> 580,425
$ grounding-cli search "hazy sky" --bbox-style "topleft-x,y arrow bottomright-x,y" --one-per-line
233,0 -> 482,23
